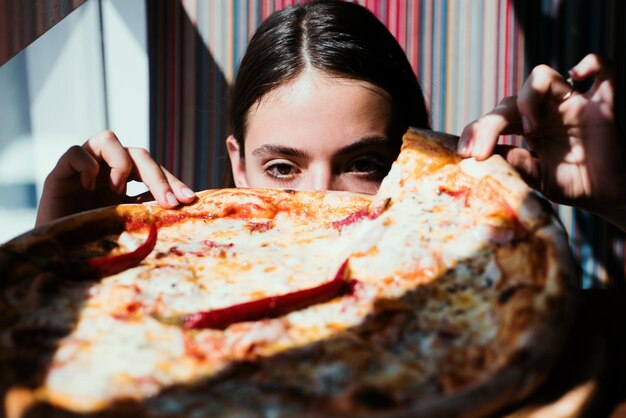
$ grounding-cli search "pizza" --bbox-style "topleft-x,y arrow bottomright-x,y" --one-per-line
0,128 -> 578,418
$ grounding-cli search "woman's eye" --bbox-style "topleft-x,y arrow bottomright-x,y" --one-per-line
265,162 -> 298,179
347,158 -> 389,175
351,159 -> 378,172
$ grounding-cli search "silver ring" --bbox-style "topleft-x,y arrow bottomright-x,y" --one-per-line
561,76 -> 574,101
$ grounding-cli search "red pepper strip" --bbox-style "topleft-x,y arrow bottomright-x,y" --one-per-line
60,222 -> 158,279
86,222 -> 158,277
183,259 -> 357,330
332,198 -> 391,231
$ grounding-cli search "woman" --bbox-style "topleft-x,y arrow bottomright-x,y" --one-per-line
36,1 -> 625,232
36,0 -> 429,225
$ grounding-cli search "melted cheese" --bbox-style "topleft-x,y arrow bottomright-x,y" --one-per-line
28,134 -> 545,414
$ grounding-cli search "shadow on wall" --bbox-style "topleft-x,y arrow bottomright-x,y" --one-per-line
147,0 -> 231,191
512,0 -> 626,287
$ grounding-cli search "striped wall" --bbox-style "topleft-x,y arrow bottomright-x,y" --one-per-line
147,0 -> 625,288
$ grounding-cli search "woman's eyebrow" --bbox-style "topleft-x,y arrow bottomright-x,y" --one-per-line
250,136 -> 390,158
335,136 -> 391,155
251,144 -> 308,158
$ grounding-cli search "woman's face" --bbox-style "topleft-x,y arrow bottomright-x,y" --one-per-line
226,72 -> 400,194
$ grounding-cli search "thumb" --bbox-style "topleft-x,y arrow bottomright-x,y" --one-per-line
498,146 -> 542,191
517,65 -> 574,133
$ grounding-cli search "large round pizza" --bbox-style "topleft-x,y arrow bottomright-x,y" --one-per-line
0,129 -> 578,417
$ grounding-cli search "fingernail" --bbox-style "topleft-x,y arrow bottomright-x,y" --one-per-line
474,139 -> 487,159
181,187 -> 196,198
521,116 -> 532,133
457,137 -> 469,154
166,192 -> 179,206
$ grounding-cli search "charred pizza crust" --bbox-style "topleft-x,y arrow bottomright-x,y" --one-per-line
0,129 -> 578,418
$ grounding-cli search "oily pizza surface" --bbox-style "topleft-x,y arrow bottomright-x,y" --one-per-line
0,129 -> 578,418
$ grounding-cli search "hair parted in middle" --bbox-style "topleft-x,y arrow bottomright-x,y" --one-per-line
229,0 -> 430,154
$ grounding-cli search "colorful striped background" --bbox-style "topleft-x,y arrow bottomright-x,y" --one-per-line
148,0 -> 625,288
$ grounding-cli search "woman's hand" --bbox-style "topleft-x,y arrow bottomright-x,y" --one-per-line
36,131 -> 196,226
458,54 -> 626,230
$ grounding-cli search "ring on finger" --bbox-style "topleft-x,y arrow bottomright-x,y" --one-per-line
560,77 -> 575,101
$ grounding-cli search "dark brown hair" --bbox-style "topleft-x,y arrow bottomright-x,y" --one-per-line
229,0 -> 430,154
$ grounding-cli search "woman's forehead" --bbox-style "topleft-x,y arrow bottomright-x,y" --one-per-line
244,72 -> 396,154
258,69 -> 391,104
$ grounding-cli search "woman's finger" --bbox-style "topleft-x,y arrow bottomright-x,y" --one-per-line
160,166 -> 197,204
497,146 -> 541,191
458,96 -> 522,160
82,131 -> 134,194
569,53 -> 614,82
47,145 -> 100,191
126,147 -> 195,208
569,54 -> 615,107
517,65 -> 574,133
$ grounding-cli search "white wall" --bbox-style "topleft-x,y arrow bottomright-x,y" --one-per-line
27,0 -> 108,193
102,0 -> 149,153
0,0 -> 148,243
